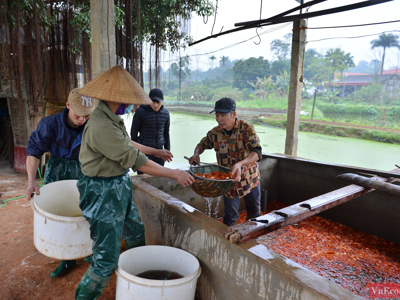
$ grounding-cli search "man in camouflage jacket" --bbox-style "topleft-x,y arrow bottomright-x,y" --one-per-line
189,97 -> 262,226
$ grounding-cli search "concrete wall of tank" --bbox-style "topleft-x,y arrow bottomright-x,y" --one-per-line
274,156 -> 400,244
131,156 -> 366,300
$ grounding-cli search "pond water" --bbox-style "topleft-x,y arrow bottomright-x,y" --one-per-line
123,112 -> 400,172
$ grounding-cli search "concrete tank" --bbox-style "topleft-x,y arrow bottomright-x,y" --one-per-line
131,154 -> 400,300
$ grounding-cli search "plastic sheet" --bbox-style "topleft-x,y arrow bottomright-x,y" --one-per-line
77,172 -> 145,277
43,156 -> 82,184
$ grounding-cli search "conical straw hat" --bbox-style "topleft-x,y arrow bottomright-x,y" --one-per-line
78,65 -> 152,105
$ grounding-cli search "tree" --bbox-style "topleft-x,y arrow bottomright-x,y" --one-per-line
247,76 -> 274,100
343,53 -> 355,75
220,56 -> 229,67
0,0 -> 215,106
172,54 -> 191,100
232,57 -> 270,90
274,70 -> 290,97
304,48 -> 323,80
306,56 -> 334,97
181,83 -> 213,101
169,56 -> 190,81
349,60 -> 370,74
171,63 -> 180,80
270,33 -> 292,61
369,59 -> 382,74
179,55 -> 192,81
324,48 -> 355,79
271,60 -> 290,78
371,33 -> 400,74
209,55 -> 217,78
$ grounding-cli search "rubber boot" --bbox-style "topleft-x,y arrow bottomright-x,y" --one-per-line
84,255 -> 92,264
50,260 -> 76,277
75,268 -> 111,300
126,236 -> 145,250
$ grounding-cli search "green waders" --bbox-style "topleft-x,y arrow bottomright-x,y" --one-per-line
75,172 -> 145,299
44,156 -> 83,277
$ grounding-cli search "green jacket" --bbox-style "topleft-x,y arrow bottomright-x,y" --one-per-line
79,101 -> 148,177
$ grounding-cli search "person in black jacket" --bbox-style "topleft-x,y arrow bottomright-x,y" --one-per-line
130,88 -> 170,173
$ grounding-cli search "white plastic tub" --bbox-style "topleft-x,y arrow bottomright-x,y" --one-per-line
31,180 -> 92,260
116,246 -> 201,300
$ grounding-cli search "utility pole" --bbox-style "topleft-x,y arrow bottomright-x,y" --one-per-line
311,89 -> 316,120
90,0 -> 116,78
179,49 -> 182,101
284,19 -> 307,156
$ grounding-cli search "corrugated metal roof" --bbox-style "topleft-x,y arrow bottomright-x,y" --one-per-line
326,74 -> 399,86
382,68 -> 400,75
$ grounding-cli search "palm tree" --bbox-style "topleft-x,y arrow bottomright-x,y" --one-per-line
209,55 -> 217,78
342,53 -> 355,77
219,56 -> 228,67
371,33 -> 400,75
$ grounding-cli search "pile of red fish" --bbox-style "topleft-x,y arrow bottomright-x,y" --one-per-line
195,171 -> 235,180
234,202 -> 400,299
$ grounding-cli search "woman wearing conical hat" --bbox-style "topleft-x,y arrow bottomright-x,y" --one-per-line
74,65 -> 194,299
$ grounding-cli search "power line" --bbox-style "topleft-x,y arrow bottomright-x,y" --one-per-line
154,22 -> 400,70
158,23 -> 291,64
162,26 -> 400,65
307,19 -> 400,30
307,30 -> 400,43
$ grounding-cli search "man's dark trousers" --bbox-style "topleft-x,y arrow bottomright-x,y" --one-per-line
222,182 -> 261,226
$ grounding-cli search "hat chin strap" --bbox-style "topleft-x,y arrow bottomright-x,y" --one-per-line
81,96 -> 92,107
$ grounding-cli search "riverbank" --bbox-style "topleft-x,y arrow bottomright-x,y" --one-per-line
167,107 -> 400,145
257,116 -> 400,145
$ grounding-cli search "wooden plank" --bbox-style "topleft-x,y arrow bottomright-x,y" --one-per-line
226,168 -> 400,244
7,97 -> 29,147
14,146 -> 27,172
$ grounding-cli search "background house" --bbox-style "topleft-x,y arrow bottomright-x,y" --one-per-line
326,73 -> 400,97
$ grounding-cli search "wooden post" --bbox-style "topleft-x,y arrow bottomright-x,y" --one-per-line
285,19 -> 307,156
311,89 -> 316,120
91,0 -> 116,78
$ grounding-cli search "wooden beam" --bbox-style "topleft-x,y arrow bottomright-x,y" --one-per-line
234,0 -> 326,27
237,0 -> 392,28
189,0 -> 392,47
285,20 -> 307,156
91,0 -> 116,78
337,173 -> 400,196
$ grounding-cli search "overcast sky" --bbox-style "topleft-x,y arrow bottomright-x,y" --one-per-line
174,0 -> 400,71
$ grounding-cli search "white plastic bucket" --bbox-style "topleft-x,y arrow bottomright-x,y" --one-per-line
116,246 -> 201,300
31,180 -> 92,260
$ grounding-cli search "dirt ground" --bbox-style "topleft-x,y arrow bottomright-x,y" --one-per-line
0,166 -> 117,300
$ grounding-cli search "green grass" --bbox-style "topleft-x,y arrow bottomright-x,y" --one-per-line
236,97 -> 289,110
256,117 -> 400,145
166,97 -> 290,110
166,100 -> 214,106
